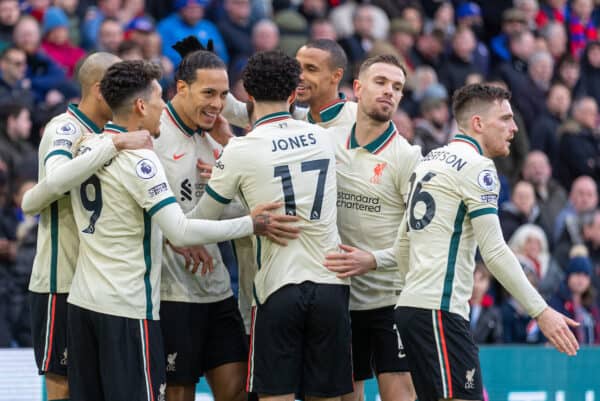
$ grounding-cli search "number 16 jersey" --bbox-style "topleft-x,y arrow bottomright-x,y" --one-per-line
205,112 -> 347,305
397,135 -> 500,320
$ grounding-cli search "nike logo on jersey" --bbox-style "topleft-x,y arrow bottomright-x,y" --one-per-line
173,153 -> 185,160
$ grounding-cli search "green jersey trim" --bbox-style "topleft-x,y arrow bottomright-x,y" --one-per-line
44,149 -> 72,165
50,202 -> 59,293
147,196 -> 177,217
166,101 -> 199,137
307,93 -> 347,124
469,207 -> 497,219
452,135 -> 483,155
205,184 -> 232,204
104,123 -> 127,134
142,212 -> 153,320
441,201 -> 467,311
67,103 -> 102,133
255,235 -> 262,270
347,122 -> 397,154
253,111 -> 291,128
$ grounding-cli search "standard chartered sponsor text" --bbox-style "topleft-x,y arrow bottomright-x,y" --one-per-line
337,191 -> 381,212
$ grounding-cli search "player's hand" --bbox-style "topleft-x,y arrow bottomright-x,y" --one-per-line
536,307 -> 580,356
324,244 -> 376,278
168,242 -> 214,275
250,202 -> 301,246
208,115 -> 234,147
113,130 -> 153,150
197,158 -> 213,179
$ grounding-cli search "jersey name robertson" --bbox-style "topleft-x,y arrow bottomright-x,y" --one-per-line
29,104 -> 103,294
397,135 -> 500,320
330,122 -> 421,310
205,112 -> 347,304
155,106 -> 233,304
68,128 -> 176,320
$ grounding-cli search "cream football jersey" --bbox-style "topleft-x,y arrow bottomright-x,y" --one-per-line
29,104 -> 104,294
68,124 -> 177,320
331,122 -> 421,310
155,103 -> 233,303
305,95 -> 358,128
397,135 -> 501,320
205,112 -> 347,304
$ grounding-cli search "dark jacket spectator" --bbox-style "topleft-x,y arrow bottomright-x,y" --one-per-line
500,181 -> 552,243
438,26 -> 482,96
0,103 -> 36,188
217,0 -> 254,62
469,264 -> 503,344
574,41 -> 600,107
0,46 -> 34,109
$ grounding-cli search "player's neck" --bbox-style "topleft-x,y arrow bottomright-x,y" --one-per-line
354,113 -> 390,146
78,97 -> 109,130
111,116 -> 142,133
170,96 -> 196,130
308,92 -> 341,122
252,102 -> 289,125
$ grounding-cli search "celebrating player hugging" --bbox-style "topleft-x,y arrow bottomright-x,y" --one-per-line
22,35 -> 580,401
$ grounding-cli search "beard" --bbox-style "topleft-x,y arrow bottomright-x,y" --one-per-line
366,108 -> 393,123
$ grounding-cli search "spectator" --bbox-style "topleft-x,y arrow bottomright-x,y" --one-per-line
401,65 -> 438,117
581,209 -> 600,301
490,8 -> 528,63
514,50 -> 553,131
0,46 -> 34,109
455,2 -> 490,76
12,15 -> 70,104
469,263 -> 503,344
157,0 -> 229,66
567,0 -> 597,58
0,102 -> 35,188
272,7 -> 307,57
501,263 -> 545,343
522,151 -> 568,241
251,19 -> 279,53
309,18 -> 337,41
509,224 -> 564,300
574,41 -> 600,108
554,176 -> 598,267
81,0 -> 121,50
123,15 -> 155,47
540,22 -> 567,62
535,0 -> 568,28
116,39 -> 143,60
392,107 -> 414,143
54,0 -> 82,46
549,249 -> 600,344
500,180 -> 552,242
408,25 -> 445,71
438,26 -> 482,96
557,97 -> 600,190
514,0 -> 539,31
413,83 -> 451,155
299,0 -> 328,25
40,6 -> 86,78
557,54 -> 581,91
217,0 -> 254,62
388,18 -> 416,72
529,83 -> 571,163
338,4 -> 376,77
0,0 -> 20,49
494,30 -> 536,98
424,1 -> 454,40
96,17 -> 123,54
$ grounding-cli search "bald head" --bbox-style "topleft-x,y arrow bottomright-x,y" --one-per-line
78,52 -> 121,97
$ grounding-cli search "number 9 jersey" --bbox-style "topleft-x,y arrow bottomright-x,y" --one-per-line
205,112 -> 348,305
397,135 -> 500,320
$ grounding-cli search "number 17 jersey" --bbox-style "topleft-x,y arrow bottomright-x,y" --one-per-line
205,112 -> 347,305
397,135 -> 500,320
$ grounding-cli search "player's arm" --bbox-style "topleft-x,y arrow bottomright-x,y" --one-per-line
222,93 -> 251,128
22,131 -> 153,215
472,213 -> 579,355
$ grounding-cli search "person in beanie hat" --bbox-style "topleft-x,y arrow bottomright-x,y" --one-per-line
41,6 -> 85,78
549,245 -> 600,344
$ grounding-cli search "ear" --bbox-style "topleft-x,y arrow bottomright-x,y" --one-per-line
353,78 -> 362,100
471,114 -> 483,133
134,97 -> 146,117
176,79 -> 188,96
93,82 -> 103,101
287,91 -> 297,105
332,67 -> 344,84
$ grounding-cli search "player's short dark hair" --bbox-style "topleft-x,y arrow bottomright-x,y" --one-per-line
100,60 -> 162,114
175,50 -> 226,84
452,83 -> 511,123
358,54 -> 407,78
242,50 -> 300,101
304,39 -> 347,71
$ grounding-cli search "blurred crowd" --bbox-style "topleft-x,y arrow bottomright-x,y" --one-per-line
0,0 -> 600,347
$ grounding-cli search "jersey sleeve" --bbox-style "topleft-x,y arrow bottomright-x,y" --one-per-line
394,140 -> 421,203
42,118 -> 82,165
118,149 -> 177,216
204,138 -> 245,206
459,158 -> 501,219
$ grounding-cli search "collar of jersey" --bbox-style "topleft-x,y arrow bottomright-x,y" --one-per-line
307,93 -> 347,124
451,134 -> 483,155
347,121 -> 397,154
166,101 -> 201,137
104,123 -> 128,134
67,103 -> 102,133
253,111 -> 291,128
